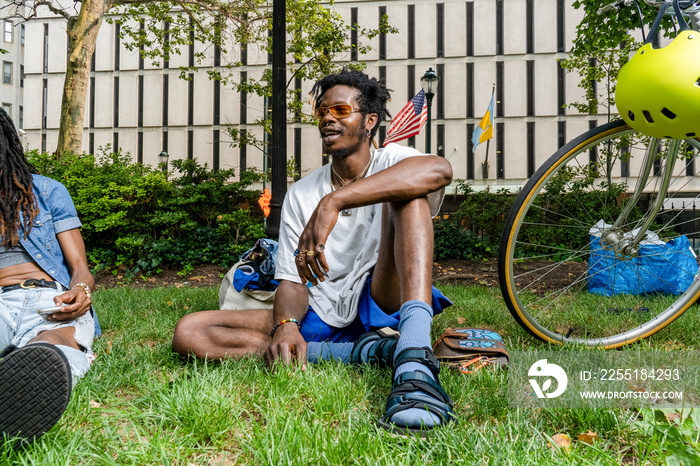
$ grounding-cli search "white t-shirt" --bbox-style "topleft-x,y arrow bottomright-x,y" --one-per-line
274,143 -> 444,328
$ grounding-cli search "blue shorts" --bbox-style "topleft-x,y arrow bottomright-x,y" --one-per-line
299,277 -> 452,343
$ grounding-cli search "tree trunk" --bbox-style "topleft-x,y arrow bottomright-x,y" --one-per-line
55,0 -> 110,156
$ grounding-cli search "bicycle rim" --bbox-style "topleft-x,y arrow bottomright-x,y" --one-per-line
499,120 -> 700,348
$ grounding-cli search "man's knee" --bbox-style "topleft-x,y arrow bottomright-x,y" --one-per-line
172,312 -> 205,356
385,197 -> 434,246
387,195 -> 431,220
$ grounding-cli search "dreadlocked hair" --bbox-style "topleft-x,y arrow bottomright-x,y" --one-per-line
310,69 -> 392,140
0,107 -> 38,248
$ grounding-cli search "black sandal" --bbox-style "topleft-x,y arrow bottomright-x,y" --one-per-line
350,328 -> 400,367
377,347 -> 457,437
0,343 -> 72,443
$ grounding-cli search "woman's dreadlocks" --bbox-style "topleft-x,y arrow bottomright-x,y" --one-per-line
0,107 -> 38,248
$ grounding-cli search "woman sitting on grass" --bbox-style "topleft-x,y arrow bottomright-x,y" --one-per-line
0,108 -> 97,444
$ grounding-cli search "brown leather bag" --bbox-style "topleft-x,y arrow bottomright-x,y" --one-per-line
433,328 -> 509,373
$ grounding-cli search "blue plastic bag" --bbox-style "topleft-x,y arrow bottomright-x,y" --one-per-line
587,235 -> 698,296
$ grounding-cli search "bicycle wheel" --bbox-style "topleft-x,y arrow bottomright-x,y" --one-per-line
499,119 -> 700,348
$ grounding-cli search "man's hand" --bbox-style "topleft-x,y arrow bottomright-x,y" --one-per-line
295,195 -> 336,286
48,287 -> 91,322
264,323 -> 308,371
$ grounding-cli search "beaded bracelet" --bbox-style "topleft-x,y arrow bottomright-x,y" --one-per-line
270,318 -> 301,338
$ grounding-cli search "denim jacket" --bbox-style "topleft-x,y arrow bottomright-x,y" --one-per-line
18,175 -> 82,287
17,174 -> 100,335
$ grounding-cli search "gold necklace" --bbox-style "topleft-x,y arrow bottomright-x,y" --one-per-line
330,155 -> 372,190
330,154 -> 373,216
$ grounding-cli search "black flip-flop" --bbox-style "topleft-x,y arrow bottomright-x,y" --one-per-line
0,343 -> 72,443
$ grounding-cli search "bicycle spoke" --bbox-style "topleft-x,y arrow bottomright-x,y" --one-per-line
499,121 -> 700,348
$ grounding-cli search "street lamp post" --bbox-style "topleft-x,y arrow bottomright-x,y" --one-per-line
158,151 -> 169,177
267,0 -> 287,237
420,67 -> 438,154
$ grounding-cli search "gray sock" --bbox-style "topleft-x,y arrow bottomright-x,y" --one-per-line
306,341 -> 353,364
388,300 -> 442,429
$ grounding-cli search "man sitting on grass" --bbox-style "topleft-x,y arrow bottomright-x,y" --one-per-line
0,108 -> 97,444
173,69 -> 456,436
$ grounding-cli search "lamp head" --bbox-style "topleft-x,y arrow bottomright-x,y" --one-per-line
420,68 -> 439,97
158,151 -> 169,164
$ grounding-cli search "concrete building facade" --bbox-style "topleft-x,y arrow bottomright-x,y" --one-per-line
1,1 -> 25,132
22,0 -> 599,189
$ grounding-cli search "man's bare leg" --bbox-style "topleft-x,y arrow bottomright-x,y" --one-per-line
172,309 -> 274,360
370,196 -> 453,432
371,196 -> 434,309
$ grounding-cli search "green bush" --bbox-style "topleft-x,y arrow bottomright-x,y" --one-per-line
454,183 -> 516,245
433,220 -> 492,261
28,149 -> 265,277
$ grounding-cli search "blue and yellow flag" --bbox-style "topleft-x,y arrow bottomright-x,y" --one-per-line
471,91 -> 495,152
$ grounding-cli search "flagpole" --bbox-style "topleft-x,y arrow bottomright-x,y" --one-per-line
481,83 -> 496,179
482,139 -> 491,179
426,98 -> 432,153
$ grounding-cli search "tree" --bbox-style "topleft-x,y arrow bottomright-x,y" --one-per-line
10,0 -> 392,156
560,0 -> 678,185
561,0 -> 677,117
116,0 -> 394,152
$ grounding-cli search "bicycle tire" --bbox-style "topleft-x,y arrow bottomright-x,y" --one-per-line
499,119 -> 700,348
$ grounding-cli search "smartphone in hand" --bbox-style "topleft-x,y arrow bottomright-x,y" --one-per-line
37,305 -> 66,316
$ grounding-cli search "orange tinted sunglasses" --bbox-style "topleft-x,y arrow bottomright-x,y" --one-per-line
314,104 -> 361,121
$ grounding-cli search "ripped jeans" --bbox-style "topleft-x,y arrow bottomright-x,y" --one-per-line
0,283 -> 95,380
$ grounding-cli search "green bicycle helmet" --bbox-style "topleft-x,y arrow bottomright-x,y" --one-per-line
616,30 -> 700,139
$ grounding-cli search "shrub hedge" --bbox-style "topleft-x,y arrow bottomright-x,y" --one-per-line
28,150 -> 266,277
433,219 -> 493,261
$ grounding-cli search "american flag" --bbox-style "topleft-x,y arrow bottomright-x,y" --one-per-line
383,89 -> 428,146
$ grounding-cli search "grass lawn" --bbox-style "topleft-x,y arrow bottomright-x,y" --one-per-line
3,283 -> 700,465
